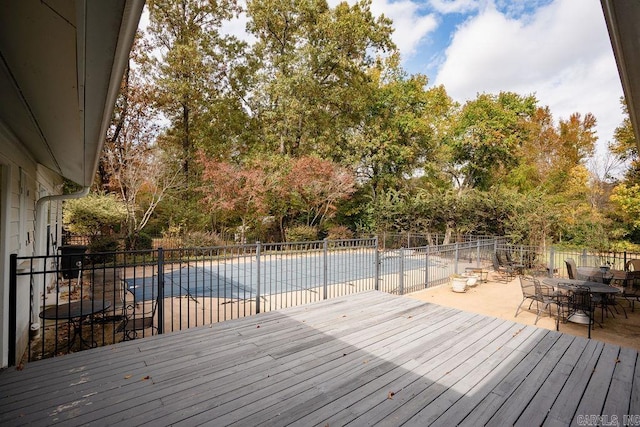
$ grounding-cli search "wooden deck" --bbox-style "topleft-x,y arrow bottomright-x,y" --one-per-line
1,290 -> 639,426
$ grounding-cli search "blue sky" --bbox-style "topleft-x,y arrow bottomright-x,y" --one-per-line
366,0 -> 623,155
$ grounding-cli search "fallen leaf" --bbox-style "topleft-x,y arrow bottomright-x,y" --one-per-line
257,325 -> 260,328
387,391 -> 395,399
141,375 -> 150,380
124,375 -> 132,379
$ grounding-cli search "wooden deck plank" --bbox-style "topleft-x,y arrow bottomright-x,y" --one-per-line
573,343 -> 620,418
146,310 -> 483,426
235,311 -> 490,426
602,346 -> 638,420
346,316 -> 509,426
543,339 -> 605,426
363,319 -> 520,426
0,290 -> 637,427
422,325 -> 545,427
483,333 -> 577,426
63,296 -> 435,426
63,304 -> 456,427
0,291 -> 399,407
398,324 -> 543,426
456,331 -> 563,426
513,337 -> 589,426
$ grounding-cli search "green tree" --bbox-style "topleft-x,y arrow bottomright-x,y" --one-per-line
245,0 -> 395,157
447,92 -> 537,191
63,194 -> 127,237
146,0 -> 247,180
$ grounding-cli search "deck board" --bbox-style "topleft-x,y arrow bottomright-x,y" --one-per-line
1,290 -> 638,426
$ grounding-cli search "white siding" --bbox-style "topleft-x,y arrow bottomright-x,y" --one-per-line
0,122 -> 63,367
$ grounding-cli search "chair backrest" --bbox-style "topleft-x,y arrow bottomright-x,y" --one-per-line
565,258 -> 578,279
626,259 -> 640,271
570,285 -> 593,312
519,276 -> 537,298
496,251 -> 508,266
492,253 -> 501,270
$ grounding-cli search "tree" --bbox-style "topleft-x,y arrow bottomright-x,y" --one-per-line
245,0 -> 396,157
100,38 -> 181,249
63,194 -> 127,238
447,92 -> 537,190
146,0 -> 246,181
286,156 -> 356,229
349,58 -> 453,215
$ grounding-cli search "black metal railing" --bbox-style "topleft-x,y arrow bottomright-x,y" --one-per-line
15,236 -> 635,365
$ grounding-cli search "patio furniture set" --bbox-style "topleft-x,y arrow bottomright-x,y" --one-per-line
515,258 -> 640,339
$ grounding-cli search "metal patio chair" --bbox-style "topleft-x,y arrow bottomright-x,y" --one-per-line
117,283 -> 159,340
515,276 -> 561,325
492,253 -> 517,282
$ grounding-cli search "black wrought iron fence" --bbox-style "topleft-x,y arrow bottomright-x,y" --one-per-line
15,236 -> 636,365
11,238 -> 383,363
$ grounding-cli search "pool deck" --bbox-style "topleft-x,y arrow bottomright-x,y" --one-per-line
1,290 -> 639,426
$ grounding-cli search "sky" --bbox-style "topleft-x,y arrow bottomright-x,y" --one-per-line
363,0 -> 624,154
162,0 -> 624,155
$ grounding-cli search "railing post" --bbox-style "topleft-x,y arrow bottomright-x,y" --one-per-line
157,248 -> 164,335
323,239 -> 328,299
9,254 -> 17,366
256,241 -> 261,314
399,248 -> 405,295
549,247 -> 555,277
425,246 -> 430,288
374,236 -> 380,291
454,243 -> 459,275
476,240 -> 481,267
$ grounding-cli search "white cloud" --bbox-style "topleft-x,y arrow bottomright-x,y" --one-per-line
429,0 -> 481,14
434,0 -> 623,151
370,0 -> 439,59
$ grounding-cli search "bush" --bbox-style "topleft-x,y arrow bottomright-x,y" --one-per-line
87,235 -> 121,263
285,225 -> 318,242
126,232 -> 153,250
326,225 -> 354,240
182,231 -> 224,248
63,194 -> 126,236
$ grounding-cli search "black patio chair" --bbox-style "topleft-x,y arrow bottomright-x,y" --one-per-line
492,253 -> 517,282
565,285 -> 598,339
515,276 -> 560,325
564,258 -> 579,279
117,289 -> 159,340
616,266 -> 640,311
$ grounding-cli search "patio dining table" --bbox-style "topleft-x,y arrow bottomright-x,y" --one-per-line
542,277 -> 622,295
541,277 -> 620,327
39,300 -> 111,349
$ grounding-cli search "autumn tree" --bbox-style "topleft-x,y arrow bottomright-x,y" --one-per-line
286,156 -> 356,229
99,36 -> 181,249
197,152 -> 270,242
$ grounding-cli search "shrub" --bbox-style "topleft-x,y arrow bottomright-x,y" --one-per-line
182,231 -> 224,248
126,232 -> 153,250
63,194 -> 126,237
285,225 -> 318,242
87,235 -> 121,263
326,225 -> 354,240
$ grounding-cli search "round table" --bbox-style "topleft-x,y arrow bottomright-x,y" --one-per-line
40,300 -> 111,349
